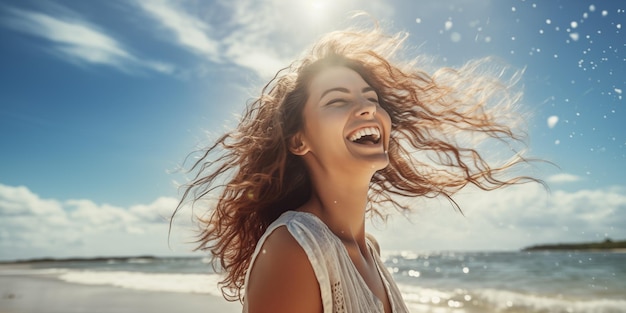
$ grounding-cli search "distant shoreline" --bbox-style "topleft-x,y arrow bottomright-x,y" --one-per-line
4,241 -> 626,264
0,255 -> 158,265
522,239 -> 626,251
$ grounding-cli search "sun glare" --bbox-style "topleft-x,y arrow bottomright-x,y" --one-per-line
310,0 -> 327,11
302,0 -> 336,24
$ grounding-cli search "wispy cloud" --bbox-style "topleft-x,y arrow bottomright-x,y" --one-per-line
547,173 -> 583,183
2,0 -> 396,79
134,0 -> 287,78
134,0 -> 395,78
134,1 -> 220,61
1,6 -> 173,75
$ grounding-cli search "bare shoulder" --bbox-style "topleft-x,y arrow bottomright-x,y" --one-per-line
245,226 -> 322,313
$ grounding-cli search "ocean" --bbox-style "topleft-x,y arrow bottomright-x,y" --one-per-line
2,251 -> 625,313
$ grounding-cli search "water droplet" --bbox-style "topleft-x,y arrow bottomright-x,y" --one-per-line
511,6 -> 516,12
589,5 -> 596,12
547,115 -> 559,128
602,10 -> 608,16
546,19 -> 552,24
450,32 -> 462,42
571,21 -> 578,28
445,20 -> 453,30
462,267 -> 470,274
570,33 -> 579,41
415,18 -> 422,24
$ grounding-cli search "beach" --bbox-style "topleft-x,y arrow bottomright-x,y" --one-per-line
1,251 -> 625,313
0,269 -> 240,313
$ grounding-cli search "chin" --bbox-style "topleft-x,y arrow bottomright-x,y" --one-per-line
363,154 -> 390,171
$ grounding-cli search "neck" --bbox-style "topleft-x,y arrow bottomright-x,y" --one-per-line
298,168 -> 373,248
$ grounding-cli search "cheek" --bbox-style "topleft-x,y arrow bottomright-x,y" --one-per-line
379,109 -> 392,134
303,110 -> 348,147
303,111 -> 339,139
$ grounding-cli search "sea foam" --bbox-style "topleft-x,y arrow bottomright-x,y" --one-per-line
57,270 -> 224,297
397,283 -> 626,313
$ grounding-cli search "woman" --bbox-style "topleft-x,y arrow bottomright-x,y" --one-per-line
175,24 -> 538,313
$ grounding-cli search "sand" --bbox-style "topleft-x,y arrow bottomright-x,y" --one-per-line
0,274 -> 241,313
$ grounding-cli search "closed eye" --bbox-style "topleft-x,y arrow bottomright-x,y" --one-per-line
326,98 -> 347,106
363,87 -> 379,104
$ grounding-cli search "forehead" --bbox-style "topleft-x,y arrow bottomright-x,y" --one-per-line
308,66 -> 371,96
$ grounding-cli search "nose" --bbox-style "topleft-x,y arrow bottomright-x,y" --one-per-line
355,98 -> 377,118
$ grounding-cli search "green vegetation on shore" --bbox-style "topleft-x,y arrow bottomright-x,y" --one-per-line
522,238 -> 626,251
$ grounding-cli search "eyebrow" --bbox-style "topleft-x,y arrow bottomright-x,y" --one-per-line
320,86 -> 376,100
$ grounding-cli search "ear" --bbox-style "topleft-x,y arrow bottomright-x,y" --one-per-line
288,133 -> 309,156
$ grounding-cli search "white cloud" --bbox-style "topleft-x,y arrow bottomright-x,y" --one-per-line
1,6 -> 173,74
0,184 -> 194,260
547,173 -> 582,183
370,184 -> 626,252
3,181 -> 625,260
66,199 -> 138,229
0,184 -> 65,216
129,197 -> 179,223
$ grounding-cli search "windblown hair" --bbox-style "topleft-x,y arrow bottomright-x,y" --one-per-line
175,25 -> 540,301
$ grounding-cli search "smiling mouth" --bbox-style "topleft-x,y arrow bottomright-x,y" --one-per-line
347,127 -> 381,145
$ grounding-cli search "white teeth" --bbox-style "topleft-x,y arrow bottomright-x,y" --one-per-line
348,127 -> 381,142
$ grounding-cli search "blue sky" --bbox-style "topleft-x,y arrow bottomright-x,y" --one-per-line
0,0 -> 624,260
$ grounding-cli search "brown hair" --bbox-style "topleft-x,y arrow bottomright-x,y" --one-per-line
174,25 -> 540,301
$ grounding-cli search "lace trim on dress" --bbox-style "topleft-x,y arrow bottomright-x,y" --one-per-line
332,280 -> 346,313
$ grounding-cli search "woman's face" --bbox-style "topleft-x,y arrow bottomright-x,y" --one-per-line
296,66 -> 391,174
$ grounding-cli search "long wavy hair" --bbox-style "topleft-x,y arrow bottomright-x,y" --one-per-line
174,25 -> 540,301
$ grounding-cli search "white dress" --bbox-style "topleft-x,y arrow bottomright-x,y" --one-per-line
242,211 -> 409,313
